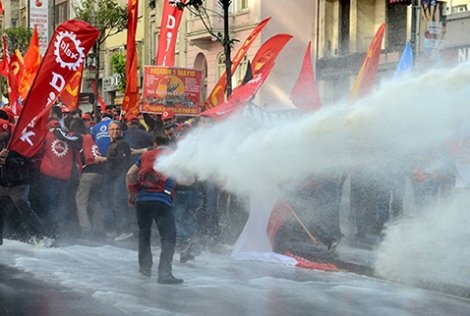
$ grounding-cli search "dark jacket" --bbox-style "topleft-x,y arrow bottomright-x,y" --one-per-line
0,150 -> 33,187
106,137 -> 131,179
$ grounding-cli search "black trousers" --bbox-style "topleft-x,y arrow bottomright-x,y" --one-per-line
136,200 -> 176,277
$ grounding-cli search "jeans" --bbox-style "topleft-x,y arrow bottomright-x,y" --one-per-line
136,200 -> 176,276
173,190 -> 203,242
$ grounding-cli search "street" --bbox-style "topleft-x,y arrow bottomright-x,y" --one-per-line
0,239 -> 469,316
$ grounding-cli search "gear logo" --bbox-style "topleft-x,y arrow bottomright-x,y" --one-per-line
51,139 -> 69,158
54,31 -> 85,71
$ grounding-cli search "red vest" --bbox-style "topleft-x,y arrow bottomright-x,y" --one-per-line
137,148 -> 172,193
40,132 -> 75,180
82,134 -> 101,166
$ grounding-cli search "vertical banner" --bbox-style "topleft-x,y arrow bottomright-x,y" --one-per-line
18,26 -> 42,101
122,0 -> 139,115
289,42 -> 322,113
29,0 -> 49,55
206,17 -> 271,108
349,23 -> 386,101
155,0 -> 186,66
8,20 -> 99,157
421,0 -> 446,65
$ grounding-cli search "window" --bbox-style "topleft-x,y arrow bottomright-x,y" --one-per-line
216,52 -> 225,81
236,0 -> 248,11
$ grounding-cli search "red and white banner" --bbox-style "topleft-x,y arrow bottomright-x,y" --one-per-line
122,0 -> 139,115
155,0 -> 186,66
8,19 -> 99,157
206,17 -> 271,108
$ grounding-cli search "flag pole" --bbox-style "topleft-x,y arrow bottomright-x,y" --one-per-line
288,208 -> 319,245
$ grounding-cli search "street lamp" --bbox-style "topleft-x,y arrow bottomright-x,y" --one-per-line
179,0 -> 235,98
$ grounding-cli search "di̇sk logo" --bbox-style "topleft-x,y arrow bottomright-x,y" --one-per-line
54,31 -> 85,71
51,139 -> 69,158
2,123 -> 8,131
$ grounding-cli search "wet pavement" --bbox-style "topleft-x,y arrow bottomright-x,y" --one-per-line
0,264 -> 126,316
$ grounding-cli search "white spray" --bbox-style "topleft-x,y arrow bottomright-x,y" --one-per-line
157,62 -> 470,288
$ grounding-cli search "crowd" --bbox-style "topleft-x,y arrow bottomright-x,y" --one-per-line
0,103 -> 467,284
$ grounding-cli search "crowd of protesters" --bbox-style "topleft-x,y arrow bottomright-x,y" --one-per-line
0,102 -> 467,283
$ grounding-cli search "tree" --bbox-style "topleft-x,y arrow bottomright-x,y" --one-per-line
73,0 -> 128,117
4,26 -> 33,53
111,52 -> 126,93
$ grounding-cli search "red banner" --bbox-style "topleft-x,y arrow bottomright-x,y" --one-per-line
8,20 -> 99,157
201,63 -> 274,120
122,0 -> 139,115
3,37 -> 21,115
91,80 -> 107,112
206,17 -> 271,108
141,66 -> 202,116
251,34 -> 293,75
59,64 -> 83,110
19,26 -> 42,101
155,0 -> 186,66
289,42 -> 322,113
349,23 -> 386,101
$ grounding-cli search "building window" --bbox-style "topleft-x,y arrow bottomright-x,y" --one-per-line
216,52 -> 225,81
55,2 -> 68,25
236,0 -> 248,11
234,55 -> 248,86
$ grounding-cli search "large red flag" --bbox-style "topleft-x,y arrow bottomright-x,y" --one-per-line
206,17 -> 271,108
18,26 -> 42,101
349,23 -> 386,101
155,0 -> 186,66
201,63 -> 274,120
8,20 -> 99,157
59,64 -> 83,110
289,42 -> 322,113
122,0 -> 139,115
251,34 -> 293,75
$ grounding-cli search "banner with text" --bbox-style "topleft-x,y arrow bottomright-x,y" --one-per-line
141,66 -> 202,116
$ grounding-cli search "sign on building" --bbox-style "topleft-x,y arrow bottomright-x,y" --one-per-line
141,66 -> 202,116
29,0 -> 49,55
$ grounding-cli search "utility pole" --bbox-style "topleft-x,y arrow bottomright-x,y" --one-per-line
220,0 -> 232,97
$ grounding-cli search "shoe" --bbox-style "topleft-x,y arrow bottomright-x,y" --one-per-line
139,268 -> 151,277
327,240 -> 338,254
157,274 -> 184,284
114,232 -> 134,241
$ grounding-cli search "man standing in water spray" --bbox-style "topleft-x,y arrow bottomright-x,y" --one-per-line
126,134 -> 184,284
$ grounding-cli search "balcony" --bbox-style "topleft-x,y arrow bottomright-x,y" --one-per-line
186,10 -> 235,46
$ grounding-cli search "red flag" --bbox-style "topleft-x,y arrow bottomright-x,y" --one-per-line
3,38 -> 21,115
59,64 -> 83,110
266,200 -> 293,245
155,0 -> 186,66
350,23 -> 386,101
0,57 -> 6,77
0,0 -> 4,15
289,42 -> 322,113
251,34 -> 293,75
206,17 -> 271,108
19,26 -> 42,101
91,80 -> 107,112
8,20 -> 99,158
122,0 -> 139,115
201,63 -> 274,120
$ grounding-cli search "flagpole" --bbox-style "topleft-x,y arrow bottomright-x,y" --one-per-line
410,0 -> 419,62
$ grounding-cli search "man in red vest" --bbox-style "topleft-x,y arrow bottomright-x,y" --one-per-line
126,134 -> 184,284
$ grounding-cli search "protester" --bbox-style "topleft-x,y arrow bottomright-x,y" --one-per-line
0,119 -> 52,246
90,109 -> 114,155
126,134 -> 184,284
39,119 -> 81,238
105,120 -> 134,241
